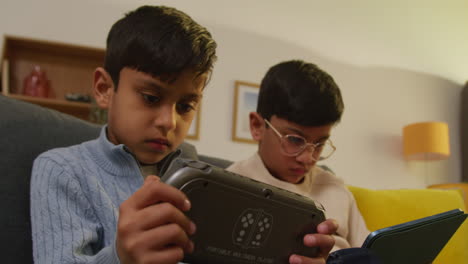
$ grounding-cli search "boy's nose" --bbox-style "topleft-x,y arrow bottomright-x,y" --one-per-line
155,104 -> 177,132
295,146 -> 319,165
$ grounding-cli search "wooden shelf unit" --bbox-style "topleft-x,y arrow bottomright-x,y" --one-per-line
1,35 -> 105,122
7,94 -> 92,121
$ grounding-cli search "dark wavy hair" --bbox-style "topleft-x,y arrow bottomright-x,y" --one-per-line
257,60 -> 344,126
104,5 -> 217,87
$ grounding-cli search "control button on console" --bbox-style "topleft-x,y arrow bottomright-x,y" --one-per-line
186,160 -> 210,170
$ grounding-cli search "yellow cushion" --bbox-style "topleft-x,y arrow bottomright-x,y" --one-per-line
347,186 -> 467,264
428,183 -> 468,210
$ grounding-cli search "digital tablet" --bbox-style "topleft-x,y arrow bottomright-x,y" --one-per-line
362,209 -> 467,264
160,158 -> 326,264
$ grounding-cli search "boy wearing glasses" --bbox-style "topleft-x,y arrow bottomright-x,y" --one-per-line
227,60 -> 369,254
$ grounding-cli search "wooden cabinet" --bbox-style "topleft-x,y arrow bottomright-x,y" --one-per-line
1,35 -> 105,122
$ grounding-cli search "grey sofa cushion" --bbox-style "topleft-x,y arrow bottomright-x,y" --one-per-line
0,95 -> 201,263
0,95 -> 101,263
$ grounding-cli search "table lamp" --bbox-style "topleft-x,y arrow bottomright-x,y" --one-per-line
403,122 -> 450,186
403,122 -> 450,161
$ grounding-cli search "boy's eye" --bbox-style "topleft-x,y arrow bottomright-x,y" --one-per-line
286,135 -> 306,147
176,102 -> 196,114
142,94 -> 160,104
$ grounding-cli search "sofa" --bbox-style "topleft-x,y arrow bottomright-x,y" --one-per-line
1,94 -> 466,263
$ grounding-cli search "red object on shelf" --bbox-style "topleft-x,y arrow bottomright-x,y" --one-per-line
23,66 -> 50,98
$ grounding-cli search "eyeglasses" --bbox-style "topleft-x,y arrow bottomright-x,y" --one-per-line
264,119 -> 336,161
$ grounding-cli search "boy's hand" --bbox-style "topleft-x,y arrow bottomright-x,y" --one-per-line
289,219 -> 338,264
116,175 -> 195,264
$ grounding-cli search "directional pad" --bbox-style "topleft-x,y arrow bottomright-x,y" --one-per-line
233,209 -> 273,248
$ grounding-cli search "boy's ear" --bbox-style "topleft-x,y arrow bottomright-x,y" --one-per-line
249,112 -> 265,141
93,67 -> 115,109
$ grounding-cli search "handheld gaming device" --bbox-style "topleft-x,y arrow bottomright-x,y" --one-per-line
160,158 -> 326,264
362,209 -> 467,264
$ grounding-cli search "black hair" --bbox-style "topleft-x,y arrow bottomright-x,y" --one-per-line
104,5 -> 217,87
257,60 -> 344,126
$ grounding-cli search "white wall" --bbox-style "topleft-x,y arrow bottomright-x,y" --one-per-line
1,0 -> 466,189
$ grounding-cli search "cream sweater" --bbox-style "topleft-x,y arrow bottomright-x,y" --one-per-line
227,153 -> 369,252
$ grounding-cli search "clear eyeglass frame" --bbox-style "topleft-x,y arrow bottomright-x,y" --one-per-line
264,119 -> 336,161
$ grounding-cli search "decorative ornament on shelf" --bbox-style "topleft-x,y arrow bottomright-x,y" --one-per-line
23,65 -> 51,98
89,98 -> 108,125
65,93 -> 92,103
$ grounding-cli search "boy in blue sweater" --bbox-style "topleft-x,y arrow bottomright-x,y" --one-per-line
30,5 -> 337,264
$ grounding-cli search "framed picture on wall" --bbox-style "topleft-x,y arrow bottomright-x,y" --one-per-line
186,104 -> 201,140
232,80 -> 259,143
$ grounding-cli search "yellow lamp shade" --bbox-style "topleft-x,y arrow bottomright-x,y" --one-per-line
403,122 -> 450,161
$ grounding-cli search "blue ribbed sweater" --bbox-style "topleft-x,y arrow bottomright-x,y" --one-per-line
30,127 -> 183,264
